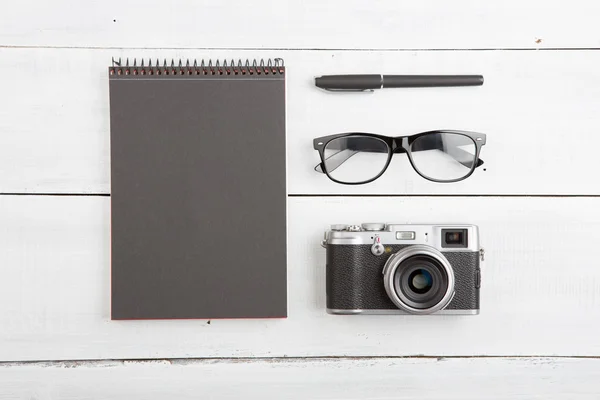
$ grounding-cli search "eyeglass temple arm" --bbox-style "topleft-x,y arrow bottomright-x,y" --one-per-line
315,149 -> 359,173
417,146 -> 484,168
315,146 -> 483,174
446,146 -> 484,168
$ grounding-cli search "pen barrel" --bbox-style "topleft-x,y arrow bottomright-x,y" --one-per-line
383,75 -> 484,88
315,75 -> 382,90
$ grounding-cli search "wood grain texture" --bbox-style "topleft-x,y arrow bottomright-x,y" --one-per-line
2,48 -> 600,194
1,1 -> 599,50
1,357 -> 599,399
1,195 -> 600,361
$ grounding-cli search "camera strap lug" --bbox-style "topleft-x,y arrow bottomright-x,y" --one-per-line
480,248 -> 485,261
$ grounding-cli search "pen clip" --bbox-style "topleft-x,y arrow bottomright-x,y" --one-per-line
321,88 -> 375,93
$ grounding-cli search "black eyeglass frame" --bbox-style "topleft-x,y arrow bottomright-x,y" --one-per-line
313,130 -> 487,185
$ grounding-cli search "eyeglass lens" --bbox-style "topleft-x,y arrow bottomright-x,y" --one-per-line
323,136 -> 389,183
410,133 -> 477,181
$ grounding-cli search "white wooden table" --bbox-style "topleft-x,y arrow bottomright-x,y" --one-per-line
2,1 -> 600,398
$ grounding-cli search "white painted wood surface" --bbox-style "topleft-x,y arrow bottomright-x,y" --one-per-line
2,1 -> 600,397
1,196 -> 600,362
1,0 -> 599,50
1,357 -> 599,400
2,48 -> 600,194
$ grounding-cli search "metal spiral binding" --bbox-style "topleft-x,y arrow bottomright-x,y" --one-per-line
109,58 -> 285,76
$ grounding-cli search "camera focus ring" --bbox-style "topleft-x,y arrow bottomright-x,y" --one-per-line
382,245 -> 455,315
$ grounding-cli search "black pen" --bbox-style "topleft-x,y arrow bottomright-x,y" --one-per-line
315,74 -> 484,92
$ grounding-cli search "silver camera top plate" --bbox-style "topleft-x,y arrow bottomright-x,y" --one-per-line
325,223 -> 480,253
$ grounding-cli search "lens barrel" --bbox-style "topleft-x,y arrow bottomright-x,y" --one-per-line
383,245 -> 455,314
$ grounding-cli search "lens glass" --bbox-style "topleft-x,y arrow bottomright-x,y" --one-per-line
410,132 -> 476,181
323,136 -> 390,183
408,269 -> 433,294
393,255 -> 450,310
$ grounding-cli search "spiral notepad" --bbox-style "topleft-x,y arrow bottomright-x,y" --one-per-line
109,58 -> 287,319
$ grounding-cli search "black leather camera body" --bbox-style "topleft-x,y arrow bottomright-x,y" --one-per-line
323,223 -> 482,315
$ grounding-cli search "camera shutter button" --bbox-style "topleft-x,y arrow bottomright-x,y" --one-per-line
362,223 -> 386,231
371,236 -> 385,256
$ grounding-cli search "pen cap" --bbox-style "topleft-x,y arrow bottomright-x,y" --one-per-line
315,75 -> 382,90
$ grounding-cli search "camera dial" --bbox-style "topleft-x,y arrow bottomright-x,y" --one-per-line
330,224 -> 349,231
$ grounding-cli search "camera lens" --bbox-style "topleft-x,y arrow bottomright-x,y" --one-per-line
394,255 -> 448,310
382,245 -> 455,314
408,269 -> 433,294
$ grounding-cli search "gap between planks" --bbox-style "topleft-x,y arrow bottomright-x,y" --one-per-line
3,45 -> 600,52
1,355 -> 600,369
3,193 -> 600,198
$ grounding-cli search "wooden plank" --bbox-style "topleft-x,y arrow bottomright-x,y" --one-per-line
2,48 -> 600,194
1,195 -> 600,361
1,1 -> 599,50
1,357 -> 599,399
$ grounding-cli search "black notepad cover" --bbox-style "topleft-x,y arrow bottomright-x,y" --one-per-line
109,67 -> 286,319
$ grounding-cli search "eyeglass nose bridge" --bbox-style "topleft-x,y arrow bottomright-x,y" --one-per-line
392,137 -> 409,153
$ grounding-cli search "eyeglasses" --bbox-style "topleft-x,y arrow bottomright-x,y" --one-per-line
313,130 -> 486,185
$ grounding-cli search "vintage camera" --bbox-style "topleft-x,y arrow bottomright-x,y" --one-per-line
322,223 -> 483,315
